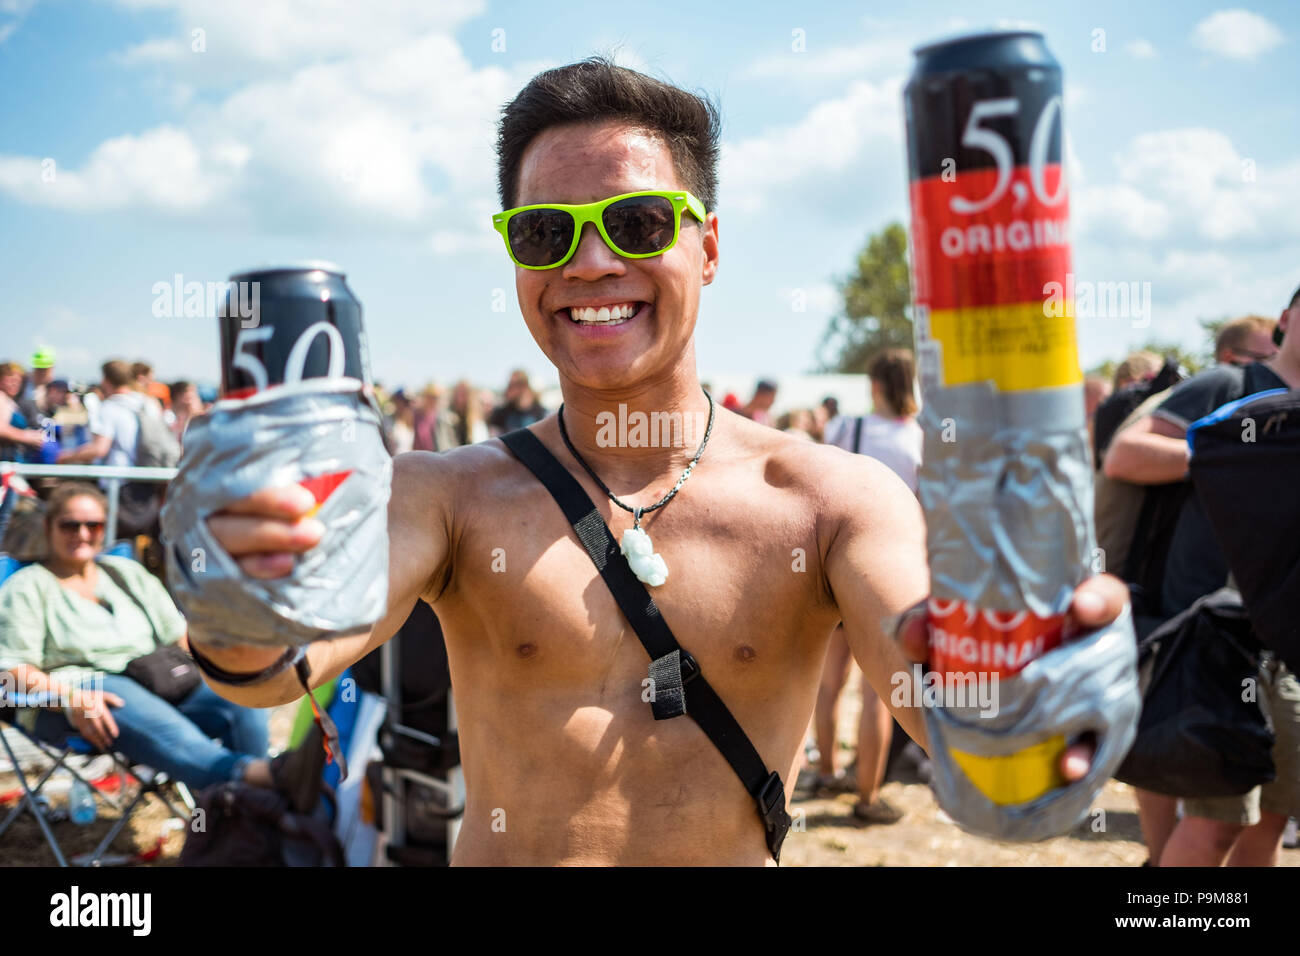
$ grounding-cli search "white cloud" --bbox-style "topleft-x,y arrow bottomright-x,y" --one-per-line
1124,39 -> 1158,59
1075,127 -> 1300,246
1191,8 -> 1284,61
720,78 -> 901,213
0,0 -> 38,44
0,1 -> 537,237
0,126 -> 226,213
745,36 -> 911,82
1075,183 -> 1170,240
114,37 -> 187,65
110,0 -> 486,75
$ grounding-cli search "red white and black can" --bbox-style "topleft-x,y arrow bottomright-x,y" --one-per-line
903,31 -> 1094,802
218,262 -> 371,399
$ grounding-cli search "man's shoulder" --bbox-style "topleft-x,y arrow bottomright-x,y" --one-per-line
740,416 -> 914,512
1155,363 -> 1246,426
392,426 -> 546,508
99,393 -> 142,423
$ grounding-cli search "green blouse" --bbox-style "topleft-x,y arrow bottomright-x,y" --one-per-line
0,555 -> 186,683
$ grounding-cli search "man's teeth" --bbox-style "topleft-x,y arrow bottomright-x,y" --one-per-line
569,303 -> 638,324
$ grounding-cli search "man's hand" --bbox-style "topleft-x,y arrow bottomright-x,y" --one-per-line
207,484 -> 324,579
67,689 -> 125,753
895,573 -> 1130,782
193,484 -> 325,672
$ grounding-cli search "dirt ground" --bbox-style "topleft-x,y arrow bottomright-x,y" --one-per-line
3,677 -> 1297,867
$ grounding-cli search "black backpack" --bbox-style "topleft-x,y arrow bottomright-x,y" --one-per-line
1115,589 -> 1275,798
1188,388 -> 1300,674
179,782 -> 343,867
180,725 -> 344,867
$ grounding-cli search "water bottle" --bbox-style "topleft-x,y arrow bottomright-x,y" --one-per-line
70,777 -> 97,825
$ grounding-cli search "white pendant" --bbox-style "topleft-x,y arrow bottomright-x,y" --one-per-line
620,526 -> 669,587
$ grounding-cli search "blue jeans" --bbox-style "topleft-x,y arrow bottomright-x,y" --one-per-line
33,674 -> 270,791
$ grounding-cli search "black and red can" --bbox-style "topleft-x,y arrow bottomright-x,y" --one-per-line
218,262 -> 371,399
904,30 -> 1072,380
903,31 -> 1089,803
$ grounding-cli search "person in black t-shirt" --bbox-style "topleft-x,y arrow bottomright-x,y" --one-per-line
1106,299 -> 1300,867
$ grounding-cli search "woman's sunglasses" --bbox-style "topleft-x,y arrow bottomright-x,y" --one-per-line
57,519 -> 105,534
492,190 -> 707,270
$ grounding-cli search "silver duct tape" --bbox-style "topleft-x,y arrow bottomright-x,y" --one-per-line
161,378 -> 391,647
917,382 -> 1095,618
921,603 -> 1140,842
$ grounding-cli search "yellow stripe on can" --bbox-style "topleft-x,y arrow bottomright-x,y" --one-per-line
927,302 -> 1082,392
949,735 -> 1068,806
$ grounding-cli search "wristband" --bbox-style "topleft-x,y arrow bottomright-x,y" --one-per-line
189,641 -> 305,687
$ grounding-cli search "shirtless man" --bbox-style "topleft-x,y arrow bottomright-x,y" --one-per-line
182,60 -> 1125,865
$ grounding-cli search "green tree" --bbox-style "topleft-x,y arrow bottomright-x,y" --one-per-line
817,222 -> 913,372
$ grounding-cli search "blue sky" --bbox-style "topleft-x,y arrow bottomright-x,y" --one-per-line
2,0 -> 1297,393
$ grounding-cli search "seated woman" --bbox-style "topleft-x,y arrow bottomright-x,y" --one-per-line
0,481 -> 275,791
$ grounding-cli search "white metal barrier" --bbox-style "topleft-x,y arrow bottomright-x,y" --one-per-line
3,463 -> 178,542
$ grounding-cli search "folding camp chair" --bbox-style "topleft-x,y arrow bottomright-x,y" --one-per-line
0,693 -> 194,866
0,540 -> 195,866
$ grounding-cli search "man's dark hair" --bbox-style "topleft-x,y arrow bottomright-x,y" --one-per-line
1289,285 -> 1300,311
755,379 -> 777,395
496,57 -> 722,211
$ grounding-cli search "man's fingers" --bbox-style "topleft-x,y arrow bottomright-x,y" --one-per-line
101,709 -> 119,740
1063,573 -> 1128,640
237,552 -> 298,579
894,600 -> 929,663
219,485 -> 317,519
103,693 -> 125,708
207,513 -> 324,556
1059,740 -> 1093,782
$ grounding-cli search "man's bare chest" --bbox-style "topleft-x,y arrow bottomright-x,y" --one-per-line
436,472 -> 835,694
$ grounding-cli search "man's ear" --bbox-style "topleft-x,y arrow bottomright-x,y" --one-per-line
700,212 -> 720,286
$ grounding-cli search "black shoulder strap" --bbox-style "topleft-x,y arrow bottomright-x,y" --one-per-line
95,557 -> 162,647
853,415 -> 865,455
500,427 -> 791,862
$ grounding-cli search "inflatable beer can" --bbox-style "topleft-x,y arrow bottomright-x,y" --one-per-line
902,31 -> 1139,840
162,263 -> 391,647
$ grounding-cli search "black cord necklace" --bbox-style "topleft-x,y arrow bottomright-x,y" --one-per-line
557,387 -> 716,586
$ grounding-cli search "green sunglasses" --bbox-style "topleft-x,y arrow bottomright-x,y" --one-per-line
492,189 -> 708,270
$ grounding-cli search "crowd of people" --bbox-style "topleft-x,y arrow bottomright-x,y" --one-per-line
2,293 -> 1298,865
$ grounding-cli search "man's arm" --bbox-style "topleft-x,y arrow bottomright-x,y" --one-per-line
1102,414 -> 1188,485
59,433 -> 110,464
820,453 -> 931,750
192,450 -> 454,708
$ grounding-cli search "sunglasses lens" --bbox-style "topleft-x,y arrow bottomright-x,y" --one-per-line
507,208 -> 576,267
59,520 -> 103,533
602,195 -> 675,255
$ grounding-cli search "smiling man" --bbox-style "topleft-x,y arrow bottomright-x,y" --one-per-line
179,59 -> 1125,865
